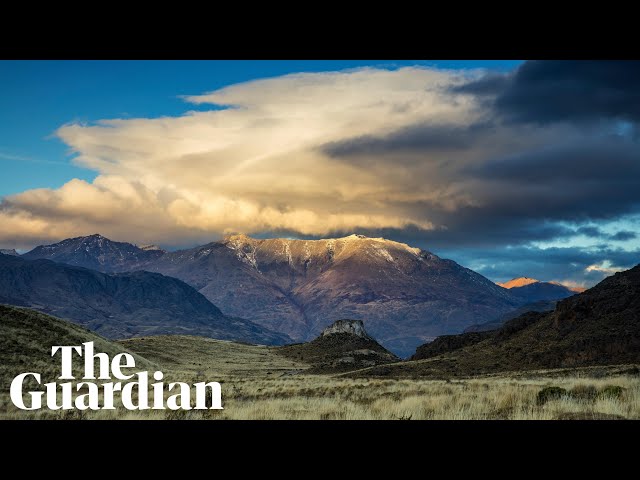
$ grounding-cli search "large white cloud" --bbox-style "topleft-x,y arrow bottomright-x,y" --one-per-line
0,67 -> 479,248
2,63 -> 638,268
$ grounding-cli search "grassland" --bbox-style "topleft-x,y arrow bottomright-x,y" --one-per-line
2,306 -> 639,420
2,331 -> 638,419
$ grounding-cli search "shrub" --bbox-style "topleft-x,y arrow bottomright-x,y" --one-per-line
599,385 -> 625,399
537,386 -> 568,405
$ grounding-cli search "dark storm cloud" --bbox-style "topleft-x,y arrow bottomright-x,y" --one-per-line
475,138 -> 640,184
576,226 -> 604,237
572,227 -> 637,242
321,122 -> 495,157
467,138 -> 640,221
319,134 -> 640,250
457,60 -> 640,125
610,230 -> 637,241
434,245 -> 640,286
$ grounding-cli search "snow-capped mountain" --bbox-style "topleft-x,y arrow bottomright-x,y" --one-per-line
142,234 -> 520,356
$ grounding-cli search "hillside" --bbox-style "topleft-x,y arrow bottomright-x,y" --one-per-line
464,300 -> 557,332
0,253 -> 290,345
355,264 -> 640,378
277,320 -> 400,373
0,304 -> 156,391
120,335 -> 310,379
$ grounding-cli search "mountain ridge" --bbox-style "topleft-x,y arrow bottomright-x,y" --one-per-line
21,233 -> 525,357
22,233 -> 165,272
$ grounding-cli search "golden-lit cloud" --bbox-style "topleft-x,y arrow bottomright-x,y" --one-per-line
585,261 -> 627,275
0,67 -> 478,248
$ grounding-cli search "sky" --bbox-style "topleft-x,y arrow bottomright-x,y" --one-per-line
0,60 -> 638,287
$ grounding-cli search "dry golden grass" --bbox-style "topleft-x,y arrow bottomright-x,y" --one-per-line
2,332 -> 638,420
2,373 -> 638,420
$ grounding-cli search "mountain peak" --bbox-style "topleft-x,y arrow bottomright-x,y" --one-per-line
498,277 -> 540,289
23,233 -> 166,273
321,319 -> 371,339
0,249 -> 19,256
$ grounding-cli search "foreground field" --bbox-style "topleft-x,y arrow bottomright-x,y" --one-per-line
2,333 -> 638,419
3,372 -> 639,420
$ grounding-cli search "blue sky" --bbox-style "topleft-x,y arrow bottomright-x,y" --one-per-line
1,60 -> 637,287
0,60 -> 521,196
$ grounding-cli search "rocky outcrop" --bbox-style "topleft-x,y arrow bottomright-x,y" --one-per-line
321,319 -> 370,338
277,319 -> 399,372
0,249 -> 18,256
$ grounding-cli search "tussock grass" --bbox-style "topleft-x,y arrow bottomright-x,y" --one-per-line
3,373 -> 639,420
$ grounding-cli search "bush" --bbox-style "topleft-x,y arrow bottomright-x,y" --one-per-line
537,386 -> 568,405
570,384 -> 598,401
599,385 -> 625,399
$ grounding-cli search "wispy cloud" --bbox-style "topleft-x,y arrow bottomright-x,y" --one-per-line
0,152 -> 69,166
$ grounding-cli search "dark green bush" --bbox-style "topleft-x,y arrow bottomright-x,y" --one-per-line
537,386 -> 568,405
599,385 -> 625,399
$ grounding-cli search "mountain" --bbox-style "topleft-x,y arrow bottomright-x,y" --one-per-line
497,277 -> 539,288
22,234 -> 165,273
0,253 -> 290,345
0,249 -> 18,256
276,319 -> 399,373
138,234 -> 520,357
497,276 -> 576,303
464,300 -> 558,332
360,264 -> 640,378
21,233 -> 526,357
0,304 -> 156,392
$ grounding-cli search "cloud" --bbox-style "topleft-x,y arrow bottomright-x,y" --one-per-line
2,67 -> 472,248
1,60 -> 639,289
576,226 -> 604,238
457,60 -> 640,125
585,260 -> 628,275
610,230 -> 637,241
